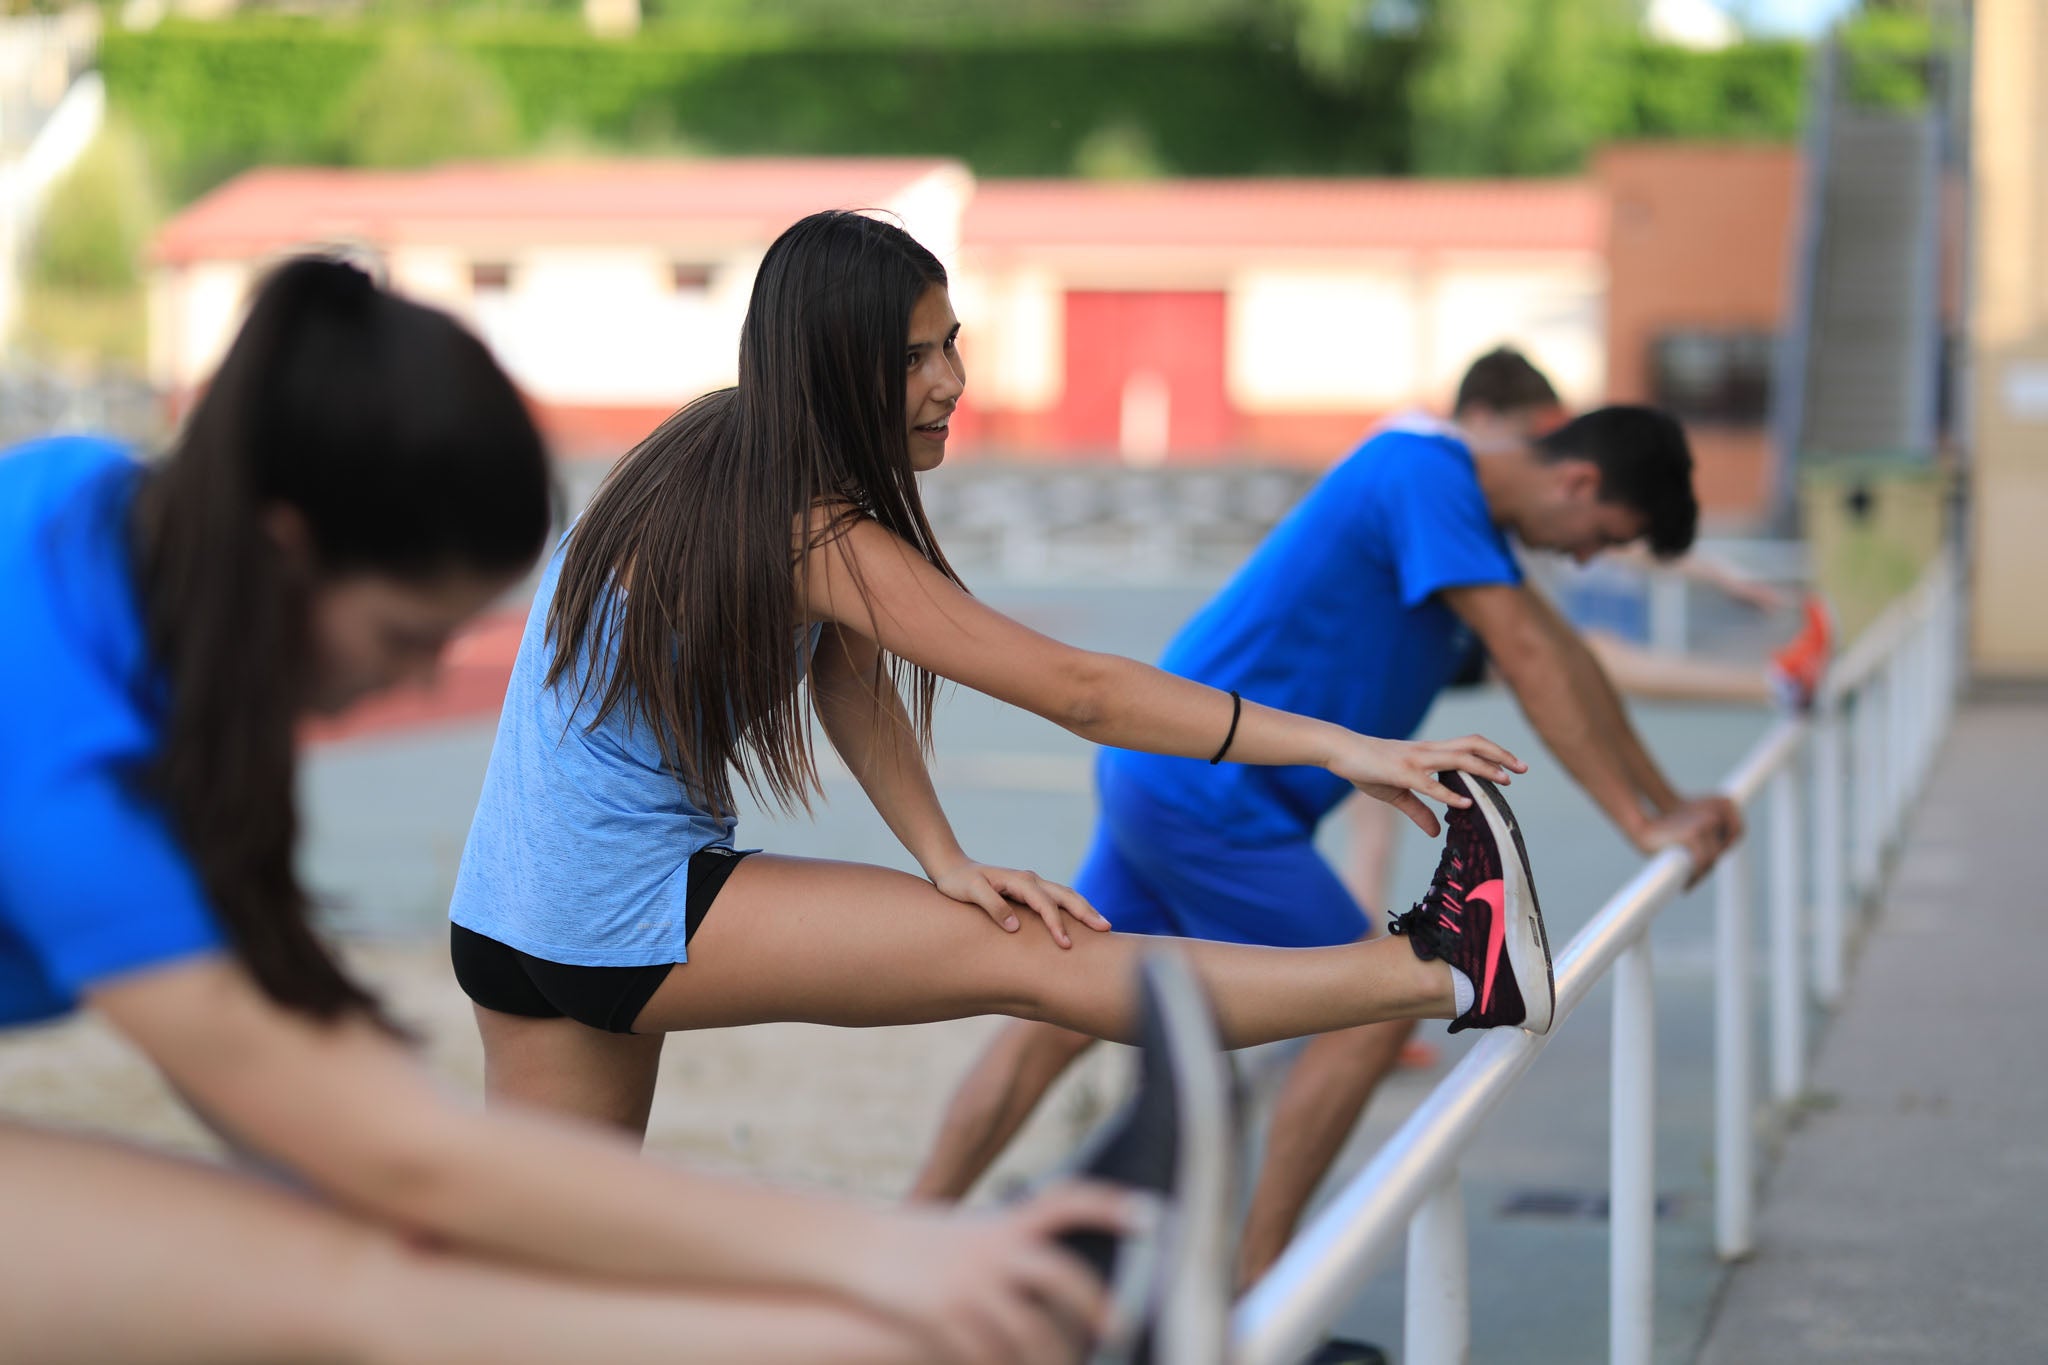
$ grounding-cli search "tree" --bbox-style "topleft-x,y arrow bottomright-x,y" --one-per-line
330,39 -> 520,169
29,119 -> 157,293
1409,0 -> 1636,175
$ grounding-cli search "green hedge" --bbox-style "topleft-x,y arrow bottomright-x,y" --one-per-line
471,25 -> 1420,173
100,17 -> 1822,202
1839,10 -> 1940,110
1606,40 -> 1808,142
99,22 -> 383,196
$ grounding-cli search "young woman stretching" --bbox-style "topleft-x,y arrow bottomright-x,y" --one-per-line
450,210 -> 1553,1139
0,257 -> 1145,1365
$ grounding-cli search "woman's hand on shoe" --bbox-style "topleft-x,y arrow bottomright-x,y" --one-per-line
1331,732 -> 1526,837
930,858 -> 1111,949
850,1183 -> 1135,1365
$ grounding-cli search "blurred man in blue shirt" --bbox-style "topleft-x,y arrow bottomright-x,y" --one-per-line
915,352 -> 1742,1317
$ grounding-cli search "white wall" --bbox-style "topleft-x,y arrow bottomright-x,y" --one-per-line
950,264 -> 1063,410
149,169 -> 977,412
148,259 -> 252,392
886,164 -> 976,280
147,188 -> 1604,431
386,244 -> 471,313
1423,253 -> 1605,409
153,244 -> 755,408
1227,264 -> 1426,411
1225,253 -> 1605,414
464,246 -> 750,406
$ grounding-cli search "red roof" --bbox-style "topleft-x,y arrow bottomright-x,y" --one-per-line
963,178 -> 1603,253
155,160 -> 1603,265
154,158 -> 963,263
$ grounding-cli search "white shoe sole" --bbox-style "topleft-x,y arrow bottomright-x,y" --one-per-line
1076,951 -> 1237,1365
1448,771 -> 1555,1035
1139,952 -> 1235,1365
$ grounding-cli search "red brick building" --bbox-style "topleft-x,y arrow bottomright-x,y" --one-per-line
151,145 -> 1804,524
1596,143 -> 1802,518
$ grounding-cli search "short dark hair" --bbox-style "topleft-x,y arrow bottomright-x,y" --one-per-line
1533,405 -> 1699,558
1454,346 -> 1560,417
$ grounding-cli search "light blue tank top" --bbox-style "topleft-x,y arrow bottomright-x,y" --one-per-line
450,543 -> 817,966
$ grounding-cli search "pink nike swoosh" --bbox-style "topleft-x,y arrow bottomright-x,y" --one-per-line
1468,879 -> 1507,1015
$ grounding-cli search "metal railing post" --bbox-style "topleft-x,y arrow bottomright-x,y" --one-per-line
1812,701 -> 1848,1005
1940,568 -> 1959,718
1853,680 -> 1884,898
1918,590 -> 1944,782
1611,937 -> 1657,1365
1226,547 -> 1959,1359
1887,652 -> 1912,841
1768,765 -> 1806,1103
1900,614 -> 1924,795
1916,589 -> 1933,757
1404,1178 -> 1470,1365
1913,602 -> 1930,781
1650,571 -> 1689,656
1714,841 -> 1756,1260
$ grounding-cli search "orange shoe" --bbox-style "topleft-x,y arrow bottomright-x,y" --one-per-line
1769,595 -> 1834,711
1397,1038 -> 1440,1070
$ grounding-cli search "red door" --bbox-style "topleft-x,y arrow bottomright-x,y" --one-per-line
1060,292 -> 1231,460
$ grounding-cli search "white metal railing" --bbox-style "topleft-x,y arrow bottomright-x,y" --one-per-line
1232,551 -> 1962,1365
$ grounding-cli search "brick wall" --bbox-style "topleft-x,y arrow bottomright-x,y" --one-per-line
1596,142 -> 1799,525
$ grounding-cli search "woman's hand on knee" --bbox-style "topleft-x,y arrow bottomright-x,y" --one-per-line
928,860 -> 1111,950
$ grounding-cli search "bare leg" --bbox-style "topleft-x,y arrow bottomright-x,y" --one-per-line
912,803 -> 1431,1212
909,1020 -> 1099,1203
633,856 -> 1451,1044
1234,1018 -> 1415,1288
1586,631 -> 1771,704
475,1005 -> 665,1138
1338,795 -> 1399,918
0,1119 -> 926,1365
1339,796 -> 1435,1074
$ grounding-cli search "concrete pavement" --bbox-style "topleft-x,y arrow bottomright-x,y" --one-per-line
1697,696 -> 2048,1363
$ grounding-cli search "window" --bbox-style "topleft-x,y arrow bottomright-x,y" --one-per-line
471,262 -> 513,293
1649,331 -> 1774,424
671,263 -> 713,294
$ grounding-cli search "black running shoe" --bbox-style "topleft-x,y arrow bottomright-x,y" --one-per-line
1388,770 -> 1554,1034
1058,952 -> 1237,1365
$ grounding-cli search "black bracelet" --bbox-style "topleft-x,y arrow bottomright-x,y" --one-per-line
1208,690 -> 1242,765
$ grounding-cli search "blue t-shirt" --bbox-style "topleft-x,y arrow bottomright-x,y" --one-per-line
451,545 -> 818,967
0,437 -> 224,1028
1108,427 -> 1521,842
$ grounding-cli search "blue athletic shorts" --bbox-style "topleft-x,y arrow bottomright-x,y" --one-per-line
1077,763 -> 1371,949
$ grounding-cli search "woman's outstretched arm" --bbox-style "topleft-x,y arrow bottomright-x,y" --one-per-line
810,622 -> 1108,945
89,956 -> 1126,1365
805,518 -> 1524,836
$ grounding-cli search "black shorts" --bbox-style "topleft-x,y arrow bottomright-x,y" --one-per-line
450,845 -> 757,1034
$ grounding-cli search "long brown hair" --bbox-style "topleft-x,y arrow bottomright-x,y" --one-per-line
132,257 -> 551,1019
547,211 -> 959,816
